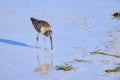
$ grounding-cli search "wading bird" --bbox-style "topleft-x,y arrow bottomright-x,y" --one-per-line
30,17 -> 53,50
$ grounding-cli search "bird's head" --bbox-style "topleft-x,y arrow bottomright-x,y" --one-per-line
44,30 -> 53,37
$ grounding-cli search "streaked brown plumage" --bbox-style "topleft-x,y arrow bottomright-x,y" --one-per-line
30,17 -> 53,50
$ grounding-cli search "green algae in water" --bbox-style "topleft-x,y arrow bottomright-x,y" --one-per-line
56,65 -> 73,71
64,59 -> 92,65
90,51 -> 108,55
74,59 -> 89,62
90,50 -> 120,58
105,66 -> 120,73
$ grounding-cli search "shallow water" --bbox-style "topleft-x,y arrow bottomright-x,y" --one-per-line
0,0 -> 120,80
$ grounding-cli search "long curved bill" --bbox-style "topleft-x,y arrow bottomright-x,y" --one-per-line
50,36 -> 53,50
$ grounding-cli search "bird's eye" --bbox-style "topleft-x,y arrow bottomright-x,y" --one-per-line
50,30 -> 52,33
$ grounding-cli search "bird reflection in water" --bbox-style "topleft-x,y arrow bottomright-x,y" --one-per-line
34,47 -> 54,74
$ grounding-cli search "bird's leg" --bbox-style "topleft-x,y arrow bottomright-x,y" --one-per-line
37,51 -> 40,65
50,36 -> 53,50
50,50 -> 54,67
37,33 -> 39,48
44,36 -> 47,50
50,36 -> 54,66
44,36 -> 47,63
36,33 -> 40,65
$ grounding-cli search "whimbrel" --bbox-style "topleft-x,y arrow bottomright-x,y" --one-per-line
30,17 -> 53,50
